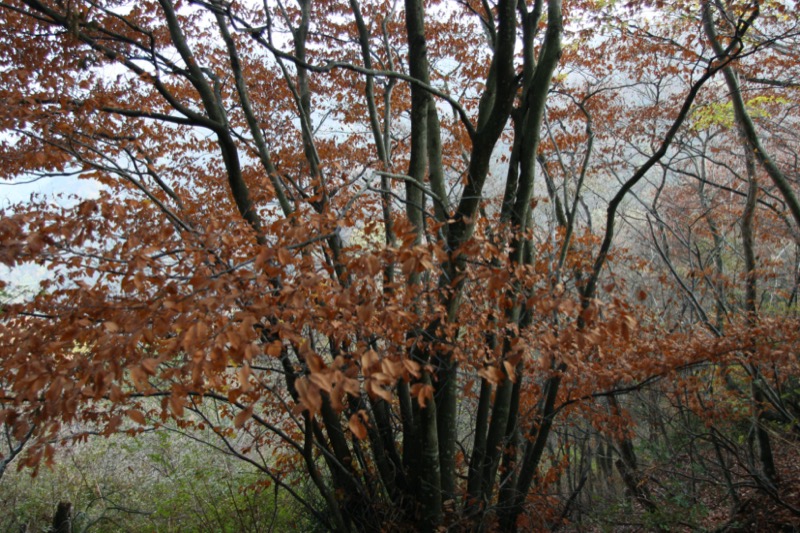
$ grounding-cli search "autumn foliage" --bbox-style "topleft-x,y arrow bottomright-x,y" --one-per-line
1,0 -> 800,530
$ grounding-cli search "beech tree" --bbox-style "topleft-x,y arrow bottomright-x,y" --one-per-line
1,0 -> 799,530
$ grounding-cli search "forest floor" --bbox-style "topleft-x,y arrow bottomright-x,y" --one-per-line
720,435 -> 800,532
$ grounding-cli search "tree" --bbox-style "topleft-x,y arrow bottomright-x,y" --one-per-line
1,0 -> 798,530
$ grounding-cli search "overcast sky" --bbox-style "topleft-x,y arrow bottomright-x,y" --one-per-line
1,174 -> 101,295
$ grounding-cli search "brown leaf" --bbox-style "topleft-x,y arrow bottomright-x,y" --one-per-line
365,254 -> 381,276
366,379 -> 393,402
266,340 -> 283,357
477,366 -> 504,385
127,409 -> 146,425
503,361 -> 517,383
361,349 -> 380,374
169,395 -> 184,417
348,411 -> 368,440
295,377 -> 322,417
277,247 -> 292,265
234,405 -> 253,428
381,358 -> 404,380
402,359 -> 421,379
237,365 -> 252,392
141,358 -> 159,375
410,383 -> 435,408
129,367 -> 149,391
341,376 -> 361,397
309,372 -> 333,393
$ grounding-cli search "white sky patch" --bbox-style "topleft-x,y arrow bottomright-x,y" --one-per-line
1,172 -> 102,293
1,173 -> 101,207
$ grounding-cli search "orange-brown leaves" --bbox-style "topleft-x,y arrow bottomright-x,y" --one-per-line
128,367 -> 150,392
348,410 -> 369,440
181,322 -> 209,354
140,358 -> 159,376
477,365 -> 505,385
0,3 -> 797,525
410,383 -> 435,408
168,395 -> 185,418
236,364 -> 252,392
234,405 -> 254,429
126,409 -> 147,426
295,377 -> 323,418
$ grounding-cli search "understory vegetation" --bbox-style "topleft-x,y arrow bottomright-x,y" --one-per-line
1,429 -> 314,532
3,380 -> 800,531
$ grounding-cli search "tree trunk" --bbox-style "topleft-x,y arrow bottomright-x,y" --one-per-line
52,502 -> 72,533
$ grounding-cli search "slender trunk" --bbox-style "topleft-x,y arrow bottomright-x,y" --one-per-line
52,502 -> 72,533
705,0 -> 780,484
609,398 -> 659,519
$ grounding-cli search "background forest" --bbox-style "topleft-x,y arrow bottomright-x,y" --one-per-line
1,0 -> 799,530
